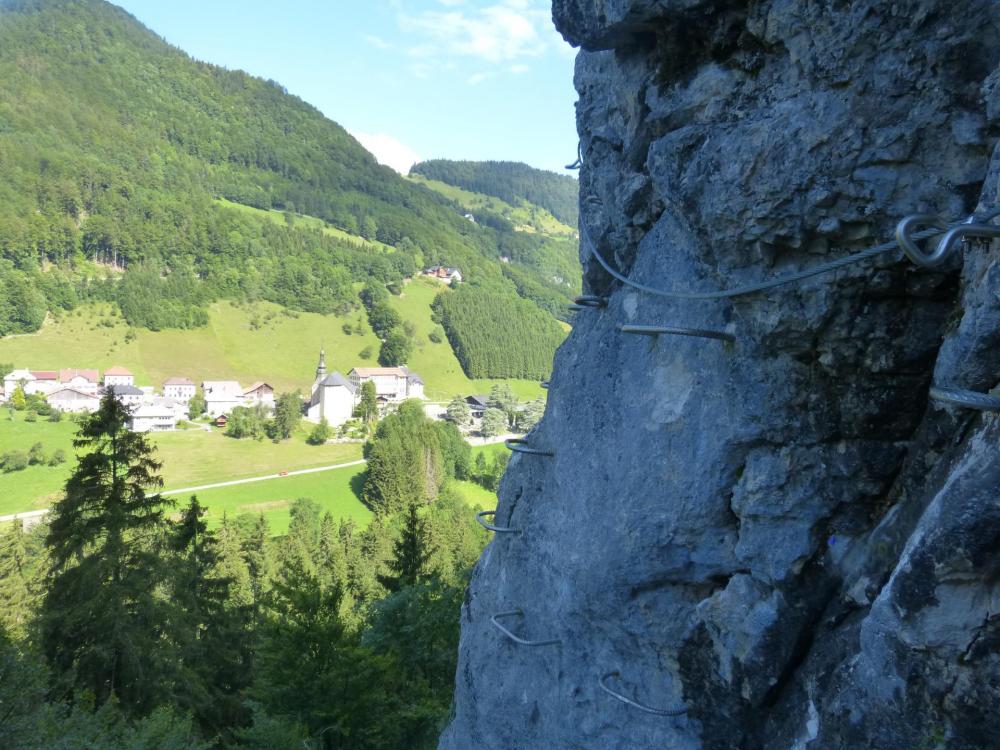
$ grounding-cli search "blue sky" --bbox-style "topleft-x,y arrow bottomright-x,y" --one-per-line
114,0 -> 581,175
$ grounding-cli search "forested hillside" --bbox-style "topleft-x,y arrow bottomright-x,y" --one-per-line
410,159 -> 580,226
432,285 -> 565,379
0,0 -> 576,338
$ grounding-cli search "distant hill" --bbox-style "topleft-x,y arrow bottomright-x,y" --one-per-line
410,160 -> 580,227
0,0 -> 577,345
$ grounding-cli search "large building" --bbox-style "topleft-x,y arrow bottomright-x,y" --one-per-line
48,387 -> 101,414
348,366 -> 424,402
59,369 -> 100,394
128,403 -> 177,432
103,366 -> 135,387
202,381 -> 246,417
163,377 -> 196,402
306,350 -> 356,426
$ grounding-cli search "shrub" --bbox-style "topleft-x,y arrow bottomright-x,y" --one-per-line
1,451 -> 29,472
48,449 -> 67,466
28,442 -> 46,465
24,411 -> 37,423
359,346 -> 373,360
48,410 -> 63,422
306,419 -> 332,445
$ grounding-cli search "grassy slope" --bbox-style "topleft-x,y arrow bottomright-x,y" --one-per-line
0,412 -> 362,515
407,174 -> 577,238
0,282 -> 547,400
215,198 -> 396,253
0,423 -> 504,533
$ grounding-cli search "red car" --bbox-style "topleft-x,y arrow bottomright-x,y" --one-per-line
278,471 -> 289,477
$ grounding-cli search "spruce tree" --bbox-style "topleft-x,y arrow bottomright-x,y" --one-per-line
378,503 -> 433,592
170,497 -> 251,738
0,519 -> 42,639
40,393 -> 173,716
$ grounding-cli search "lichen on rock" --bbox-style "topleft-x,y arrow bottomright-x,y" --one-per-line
440,2 -> 1000,748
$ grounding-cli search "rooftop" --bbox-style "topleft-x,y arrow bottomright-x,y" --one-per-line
164,377 -> 195,386
60,368 -> 99,383
31,370 -> 58,380
319,372 -> 356,391
103,384 -> 143,396
104,366 -> 133,376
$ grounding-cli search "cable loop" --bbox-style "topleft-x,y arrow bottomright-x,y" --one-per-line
598,671 -> 688,717
505,438 -> 554,457
476,509 -> 521,534
490,610 -> 561,647
581,206 -> 1000,300
566,143 -> 582,170
619,324 -> 735,343
929,386 -> 1000,411
896,215 -> 1000,267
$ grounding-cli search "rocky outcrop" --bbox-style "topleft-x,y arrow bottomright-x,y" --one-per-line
440,2 -> 1000,748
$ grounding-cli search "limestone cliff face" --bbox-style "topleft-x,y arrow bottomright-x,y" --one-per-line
440,3 -> 1000,748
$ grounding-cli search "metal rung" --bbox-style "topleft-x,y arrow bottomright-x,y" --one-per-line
505,438 -> 554,456
930,386 -> 1000,411
619,324 -> 735,343
490,609 -> 561,647
896,215 -> 1000,268
599,671 -> 688,717
476,509 -> 521,534
571,295 -> 608,309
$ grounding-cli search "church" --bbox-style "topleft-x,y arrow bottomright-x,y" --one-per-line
305,350 -> 356,426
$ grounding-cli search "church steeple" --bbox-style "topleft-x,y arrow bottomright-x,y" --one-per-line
315,348 -> 327,381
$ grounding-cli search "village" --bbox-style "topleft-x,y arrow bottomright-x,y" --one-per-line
0,348 -> 529,441
0,349 -> 427,433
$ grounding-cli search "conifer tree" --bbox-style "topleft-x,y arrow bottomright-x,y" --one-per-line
40,393 -> 174,716
170,497 -> 251,738
378,503 -> 433,592
0,519 -> 42,639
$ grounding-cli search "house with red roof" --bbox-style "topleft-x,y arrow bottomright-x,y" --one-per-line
103,366 -> 134,387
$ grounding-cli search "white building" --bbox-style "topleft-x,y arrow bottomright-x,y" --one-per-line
48,387 -> 101,413
3,369 -> 35,397
150,396 -> 187,420
128,403 -> 177,432
243,382 -> 275,411
163,377 -> 196,402
102,384 -> 144,407
348,366 -> 425,402
103,366 -> 135,387
28,371 -> 59,395
202,381 -> 245,417
305,350 -> 356,426
59,369 -> 100,395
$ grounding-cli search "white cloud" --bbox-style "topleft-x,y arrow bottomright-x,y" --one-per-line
509,63 -> 530,74
398,0 -> 553,66
364,34 -> 390,49
467,72 -> 491,85
352,131 -> 422,174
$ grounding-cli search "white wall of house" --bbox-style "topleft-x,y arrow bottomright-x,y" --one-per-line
104,373 -> 135,387
61,375 -> 99,394
128,408 -> 177,432
4,371 -> 35,396
306,384 -> 355,426
48,389 -> 100,413
164,383 -> 196,401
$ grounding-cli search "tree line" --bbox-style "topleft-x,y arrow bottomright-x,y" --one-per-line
410,159 -> 580,227
0,394 -> 490,749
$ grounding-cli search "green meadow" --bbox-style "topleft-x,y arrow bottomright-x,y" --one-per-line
0,279 -> 547,401
0,414 -> 505,529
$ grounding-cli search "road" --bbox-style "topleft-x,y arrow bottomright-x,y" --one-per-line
160,459 -> 368,496
0,458 -> 369,524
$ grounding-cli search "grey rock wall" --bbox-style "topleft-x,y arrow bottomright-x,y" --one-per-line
440,2 -> 1000,748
